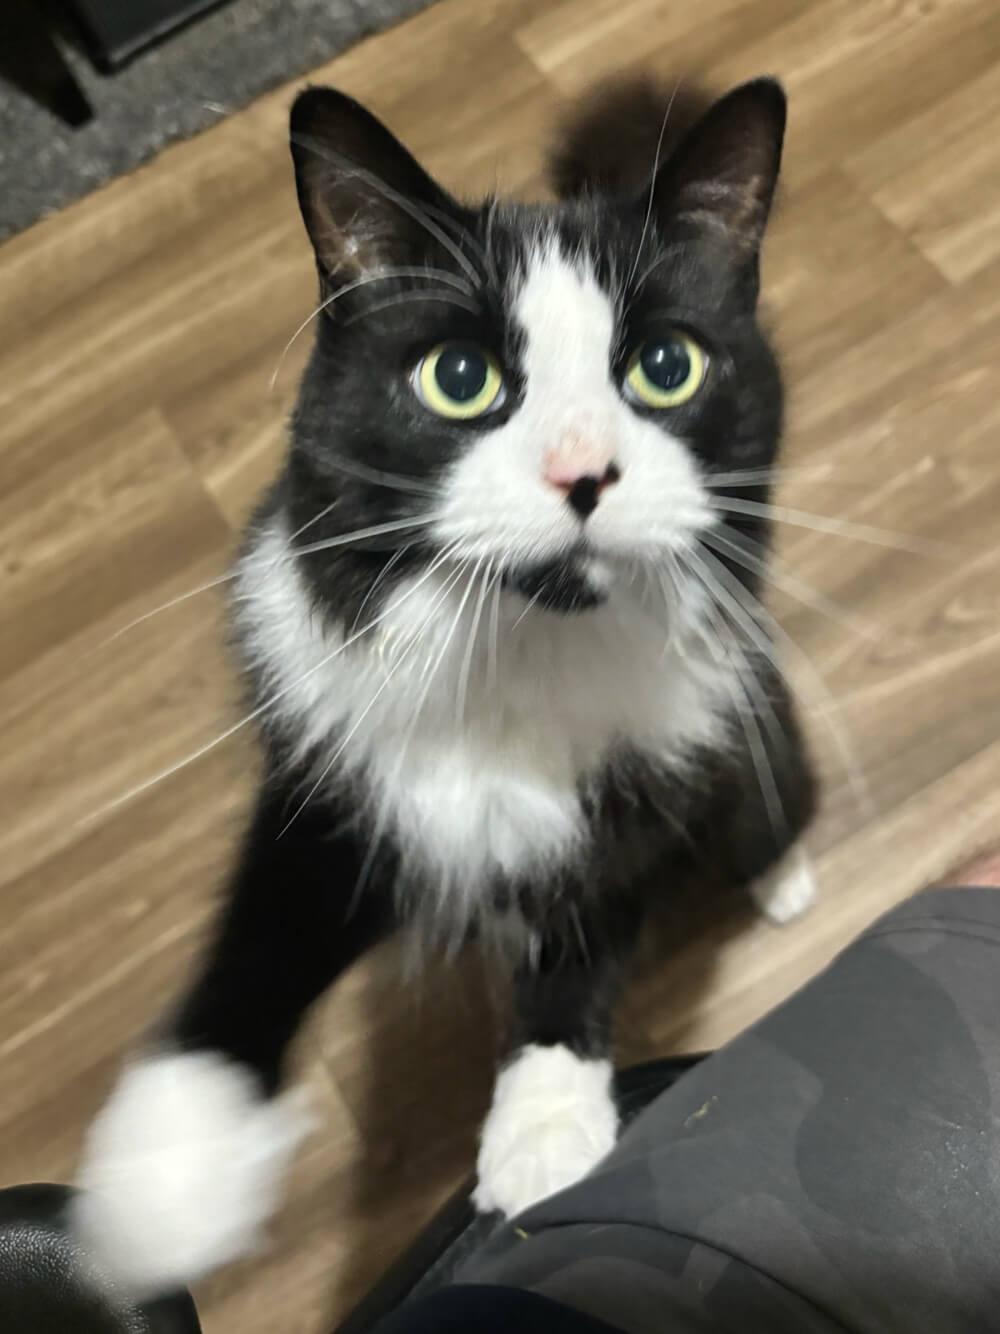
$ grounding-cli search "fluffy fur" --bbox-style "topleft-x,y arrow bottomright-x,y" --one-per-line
75,75 -> 817,1295
73,1054 -> 310,1297
474,1044 -> 618,1217
548,75 -> 714,200
751,848 -> 818,925
234,319 -> 735,929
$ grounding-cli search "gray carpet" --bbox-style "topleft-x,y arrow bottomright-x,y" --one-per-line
0,0 -> 437,242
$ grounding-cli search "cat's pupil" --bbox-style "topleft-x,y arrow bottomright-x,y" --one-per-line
641,340 -> 690,391
435,344 -> 488,402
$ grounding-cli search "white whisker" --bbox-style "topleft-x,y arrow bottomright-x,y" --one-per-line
278,560 -> 470,838
701,528 -> 884,644
677,550 -> 787,835
404,558 -> 480,747
650,562 -> 680,657
680,549 -> 788,755
350,545 -> 411,633
422,197 -> 492,276
625,82 -> 681,294
291,514 -> 434,558
287,499 -> 340,542
269,264 -> 474,391
709,496 -> 947,555
318,455 -> 439,498
723,639 -> 787,836
631,245 -> 685,294
342,288 -> 482,326
456,557 -> 494,726
350,554 -> 476,909
487,570 -> 503,699
99,573 -> 234,647
692,542 -> 873,817
98,499 -> 352,648
705,463 -> 836,488
511,589 -> 542,631
83,547 -> 459,825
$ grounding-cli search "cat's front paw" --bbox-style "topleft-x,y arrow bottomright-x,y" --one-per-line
72,1051 -> 311,1298
751,848 -> 817,925
474,1044 -> 618,1218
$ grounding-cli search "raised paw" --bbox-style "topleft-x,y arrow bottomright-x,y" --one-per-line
72,1051 -> 311,1298
474,1044 -> 618,1218
751,848 -> 818,925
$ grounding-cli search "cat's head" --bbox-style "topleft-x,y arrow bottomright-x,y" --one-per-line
284,79 -> 785,619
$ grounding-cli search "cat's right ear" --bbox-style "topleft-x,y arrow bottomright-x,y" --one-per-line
653,78 -> 786,255
289,87 -> 461,280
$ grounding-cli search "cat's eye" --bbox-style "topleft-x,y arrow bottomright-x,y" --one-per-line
624,333 -> 707,409
413,342 -> 505,419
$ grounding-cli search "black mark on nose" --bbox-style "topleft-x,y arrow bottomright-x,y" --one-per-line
565,463 -> 621,519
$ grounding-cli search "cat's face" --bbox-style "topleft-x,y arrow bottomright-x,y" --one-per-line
286,82 -> 784,619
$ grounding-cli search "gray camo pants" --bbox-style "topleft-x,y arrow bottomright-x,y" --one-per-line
460,888 -> 1000,1333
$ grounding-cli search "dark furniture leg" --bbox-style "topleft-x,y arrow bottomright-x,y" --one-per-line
0,1184 -> 200,1333
66,0 -> 233,71
0,1 -> 93,128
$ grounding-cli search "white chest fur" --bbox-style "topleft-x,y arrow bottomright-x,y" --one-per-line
236,517 -> 734,913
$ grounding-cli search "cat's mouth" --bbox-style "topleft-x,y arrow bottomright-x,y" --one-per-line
505,548 -> 611,613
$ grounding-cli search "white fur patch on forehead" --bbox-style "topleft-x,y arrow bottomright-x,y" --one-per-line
514,241 -> 617,399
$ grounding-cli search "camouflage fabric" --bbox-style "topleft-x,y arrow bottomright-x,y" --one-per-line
458,888 -> 1000,1333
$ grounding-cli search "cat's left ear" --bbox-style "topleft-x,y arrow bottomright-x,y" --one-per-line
289,87 -> 465,279
654,78 -> 786,254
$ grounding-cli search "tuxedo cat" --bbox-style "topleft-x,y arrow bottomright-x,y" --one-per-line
73,75 -> 816,1295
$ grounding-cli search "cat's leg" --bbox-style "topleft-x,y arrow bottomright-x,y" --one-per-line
474,901 -> 640,1219
72,777 -> 394,1297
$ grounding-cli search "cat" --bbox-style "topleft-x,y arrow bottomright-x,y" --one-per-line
72,73 -> 816,1296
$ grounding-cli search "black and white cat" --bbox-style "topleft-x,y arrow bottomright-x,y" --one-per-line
73,75 -> 816,1295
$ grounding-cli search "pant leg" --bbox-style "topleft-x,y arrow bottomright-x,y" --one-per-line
457,888 -> 1000,1334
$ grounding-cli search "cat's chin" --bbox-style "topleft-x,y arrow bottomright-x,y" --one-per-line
506,554 -> 610,614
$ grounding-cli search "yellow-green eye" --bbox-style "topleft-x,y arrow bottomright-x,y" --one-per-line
625,333 -> 707,409
413,342 -> 505,419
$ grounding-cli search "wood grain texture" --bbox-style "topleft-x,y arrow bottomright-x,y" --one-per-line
2,1 -> 999,1329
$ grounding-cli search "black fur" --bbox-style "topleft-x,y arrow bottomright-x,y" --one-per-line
549,75 -> 715,200
167,78 -> 814,1124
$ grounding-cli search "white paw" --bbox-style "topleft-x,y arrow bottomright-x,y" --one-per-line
72,1051 -> 312,1298
751,849 -> 817,925
473,1044 -> 618,1218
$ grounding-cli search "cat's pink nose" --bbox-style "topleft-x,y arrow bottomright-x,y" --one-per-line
544,440 -> 621,519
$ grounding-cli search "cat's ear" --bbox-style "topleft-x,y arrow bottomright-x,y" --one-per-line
289,87 -> 461,278
655,78 -> 786,252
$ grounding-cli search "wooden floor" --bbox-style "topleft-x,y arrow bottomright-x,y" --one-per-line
3,0 -> 1000,1328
